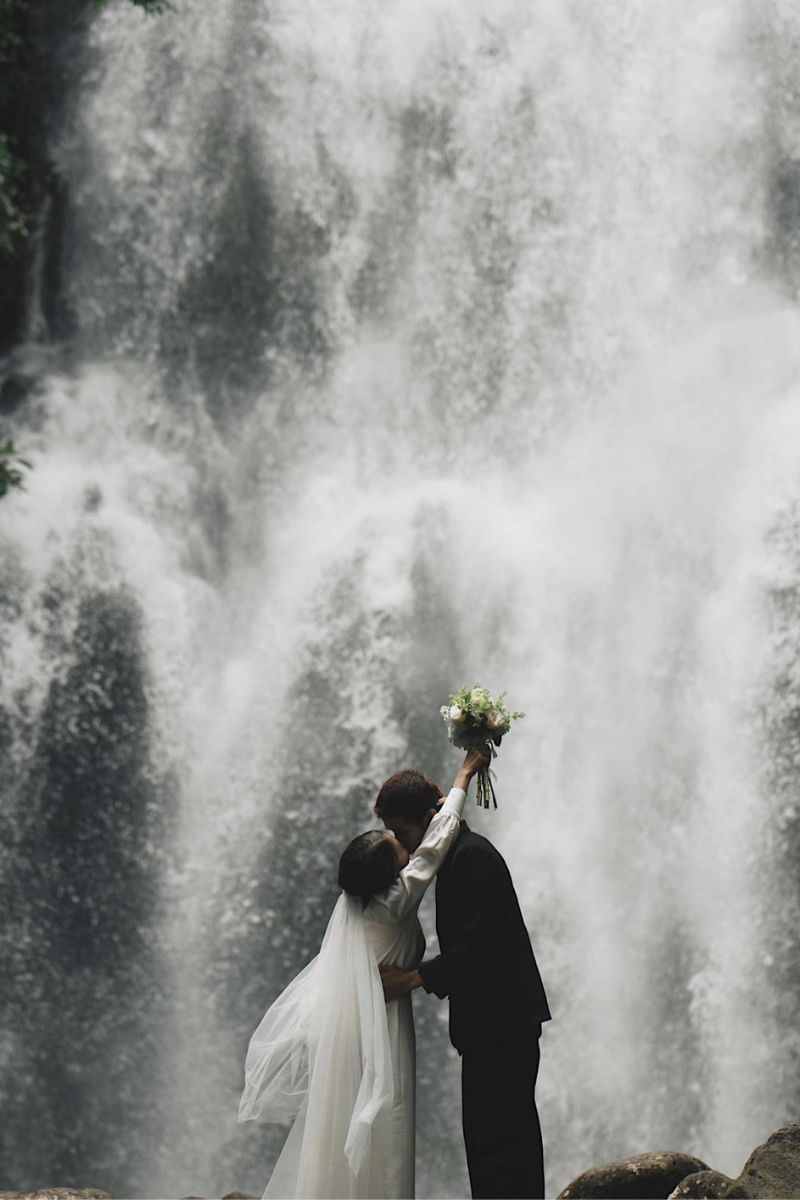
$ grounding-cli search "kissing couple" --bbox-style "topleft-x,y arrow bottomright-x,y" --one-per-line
238,748 -> 551,1199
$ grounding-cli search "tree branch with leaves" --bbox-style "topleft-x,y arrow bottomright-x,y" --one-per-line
0,438 -> 31,498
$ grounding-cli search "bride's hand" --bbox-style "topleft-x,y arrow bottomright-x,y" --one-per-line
455,747 -> 491,791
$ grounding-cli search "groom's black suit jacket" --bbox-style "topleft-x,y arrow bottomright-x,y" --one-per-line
418,821 -> 551,1054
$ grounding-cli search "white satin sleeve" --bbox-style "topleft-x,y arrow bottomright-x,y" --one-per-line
367,787 -> 466,922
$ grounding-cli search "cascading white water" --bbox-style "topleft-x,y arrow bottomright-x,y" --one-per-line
3,0 -> 800,1196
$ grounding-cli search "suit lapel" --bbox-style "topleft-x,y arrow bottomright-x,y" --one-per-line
436,820 -> 466,890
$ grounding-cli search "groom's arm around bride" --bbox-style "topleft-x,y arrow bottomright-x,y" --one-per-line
377,780 -> 551,1200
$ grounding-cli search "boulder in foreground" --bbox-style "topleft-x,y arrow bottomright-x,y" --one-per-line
558,1151 -> 710,1198
0,1192 -> 111,1199
721,1124 -> 800,1198
667,1169 -> 736,1198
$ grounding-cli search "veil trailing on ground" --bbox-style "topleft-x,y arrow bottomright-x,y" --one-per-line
238,892 -> 394,1187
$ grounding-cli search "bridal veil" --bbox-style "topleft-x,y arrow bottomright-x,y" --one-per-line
238,892 -> 394,1197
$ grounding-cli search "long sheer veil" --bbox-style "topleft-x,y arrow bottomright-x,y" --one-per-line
238,892 -> 394,1190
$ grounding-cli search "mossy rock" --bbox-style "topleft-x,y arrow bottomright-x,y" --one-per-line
722,1125 -> 800,1198
0,1191 -> 111,1199
667,1169 -> 736,1198
558,1151 -> 710,1199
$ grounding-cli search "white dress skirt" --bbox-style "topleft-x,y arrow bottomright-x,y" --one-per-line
235,787 -> 465,1200
238,787 -> 466,1200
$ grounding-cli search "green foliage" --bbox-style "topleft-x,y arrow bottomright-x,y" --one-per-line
0,0 -> 28,53
0,0 -> 168,349
0,0 -> 32,348
0,439 -> 32,498
0,1 -> 31,260
92,0 -> 173,11
0,132 -> 27,260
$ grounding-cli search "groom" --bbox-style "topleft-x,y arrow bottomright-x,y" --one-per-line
376,762 -> 551,1200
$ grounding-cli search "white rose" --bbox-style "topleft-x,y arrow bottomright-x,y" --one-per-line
448,704 -> 465,722
470,687 -> 485,705
487,708 -> 505,730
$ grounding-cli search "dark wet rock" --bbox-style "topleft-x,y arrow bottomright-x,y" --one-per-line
667,1169 -> 736,1198
722,1124 -> 800,1198
557,1151 -> 710,1198
222,1193 -> 257,1199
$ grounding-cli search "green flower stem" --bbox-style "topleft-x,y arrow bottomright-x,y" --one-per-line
473,766 -> 499,809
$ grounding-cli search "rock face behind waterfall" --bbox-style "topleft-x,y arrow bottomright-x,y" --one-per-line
558,1125 -> 800,1199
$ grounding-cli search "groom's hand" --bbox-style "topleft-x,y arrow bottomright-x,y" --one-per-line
379,964 -> 423,1002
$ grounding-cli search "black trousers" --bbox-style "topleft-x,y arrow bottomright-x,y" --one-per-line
461,1030 -> 544,1200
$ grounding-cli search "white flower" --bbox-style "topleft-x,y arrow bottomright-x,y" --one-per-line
440,705 -> 450,720
470,687 -> 486,705
487,708 -> 506,730
448,704 -> 465,722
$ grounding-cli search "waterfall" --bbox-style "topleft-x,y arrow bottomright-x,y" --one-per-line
2,1 -> 800,1195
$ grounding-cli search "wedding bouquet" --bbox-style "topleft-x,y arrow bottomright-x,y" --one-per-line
439,685 -> 525,808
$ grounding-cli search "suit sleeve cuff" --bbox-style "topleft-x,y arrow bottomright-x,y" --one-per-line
418,955 -> 450,999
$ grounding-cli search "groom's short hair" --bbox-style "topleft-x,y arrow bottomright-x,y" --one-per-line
374,769 -> 444,824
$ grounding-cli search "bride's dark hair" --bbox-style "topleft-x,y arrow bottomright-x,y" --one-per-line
338,831 -> 400,902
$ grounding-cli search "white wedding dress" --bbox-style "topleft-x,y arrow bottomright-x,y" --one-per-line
238,786 -> 466,1200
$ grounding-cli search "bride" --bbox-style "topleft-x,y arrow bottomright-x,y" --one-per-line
238,747 -> 489,1199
